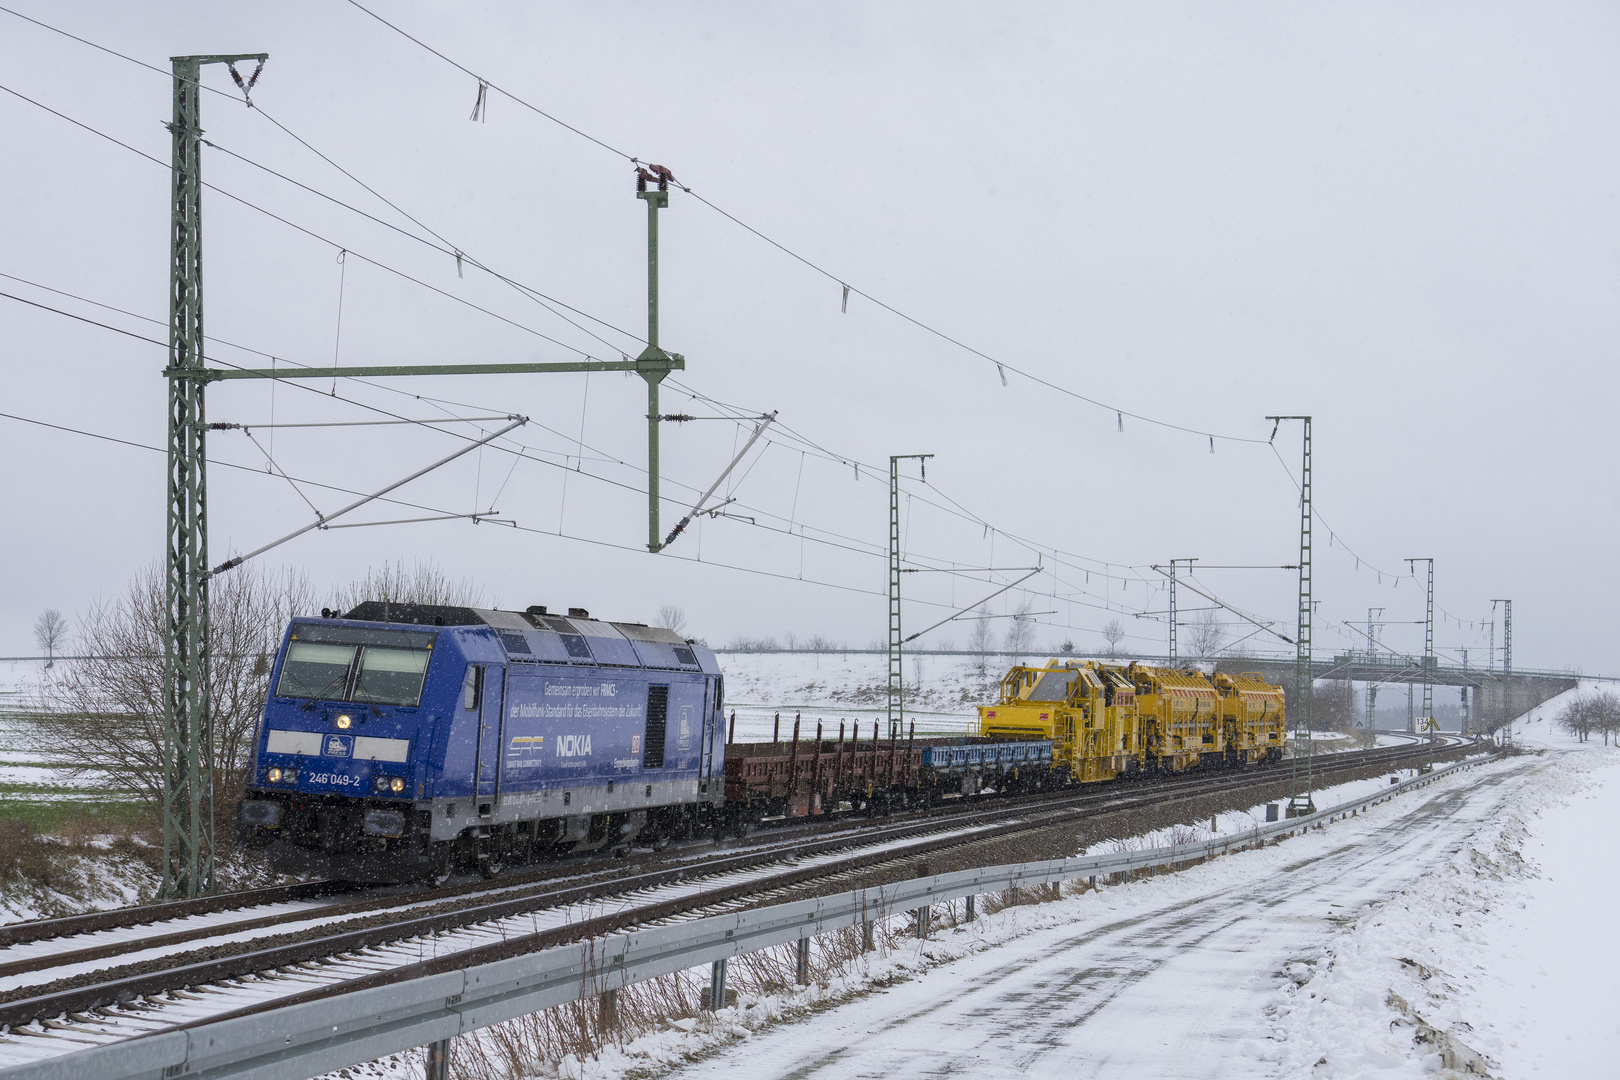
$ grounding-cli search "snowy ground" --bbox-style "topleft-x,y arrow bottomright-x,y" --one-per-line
590,686 -> 1607,1080
337,685 -> 1606,1080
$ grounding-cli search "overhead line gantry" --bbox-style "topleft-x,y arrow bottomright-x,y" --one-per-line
161,57 -> 684,896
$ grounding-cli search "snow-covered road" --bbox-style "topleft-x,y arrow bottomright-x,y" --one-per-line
659,752 -> 1577,1080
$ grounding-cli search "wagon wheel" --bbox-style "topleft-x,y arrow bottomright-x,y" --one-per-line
426,846 -> 454,888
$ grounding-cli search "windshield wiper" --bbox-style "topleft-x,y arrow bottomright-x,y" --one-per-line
300,669 -> 352,710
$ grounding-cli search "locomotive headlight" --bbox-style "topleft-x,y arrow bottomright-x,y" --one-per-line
267,767 -> 282,783
334,714 -> 353,729
389,777 -> 405,793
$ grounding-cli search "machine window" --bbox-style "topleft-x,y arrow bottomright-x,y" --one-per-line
352,646 -> 431,706
1027,671 -> 1077,702
276,642 -> 356,700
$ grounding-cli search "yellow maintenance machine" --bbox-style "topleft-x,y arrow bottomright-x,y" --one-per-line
1212,671 -> 1287,764
1126,662 -> 1221,772
976,659 -> 1287,783
976,659 -> 1140,782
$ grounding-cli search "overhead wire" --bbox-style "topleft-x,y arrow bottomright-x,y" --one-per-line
0,5 -> 645,357
1,6 -> 1441,644
341,0 -> 1278,449
0,15 -> 1277,623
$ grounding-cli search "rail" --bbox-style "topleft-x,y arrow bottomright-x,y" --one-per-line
0,750 -> 1500,1080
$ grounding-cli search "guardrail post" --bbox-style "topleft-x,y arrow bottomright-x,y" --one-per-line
965,894 -> 976,921
796,936 -> 810,985
1088,874 -> 1097,891
862,919 -> 875,952
425,1037 -> 451,1080
706,958 -> 728,1011
599,988 -> 618,1032
915,906 -> 930,939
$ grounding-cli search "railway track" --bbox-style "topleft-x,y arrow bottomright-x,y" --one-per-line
0,737 -> 1477,1053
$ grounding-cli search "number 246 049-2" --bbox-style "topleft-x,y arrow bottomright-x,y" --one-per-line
307,772 -> 363,787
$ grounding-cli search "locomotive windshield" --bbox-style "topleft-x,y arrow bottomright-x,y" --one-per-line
275,623 -> 435,707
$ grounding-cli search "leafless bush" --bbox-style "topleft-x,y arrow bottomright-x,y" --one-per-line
725,635 -> 782,653
1313,679 -> 1359,732
968,609 -> 994,680
1187,608 -> 1225,663
1004,600 -> 1036,662
1163,823 -> 1204,845
34,563 -> 317,829
0,821 -> 57,889
656,605 -> 688,636
1101,616 -> 1126,658
447,921 -> 905,1079
327,559 -> 485,613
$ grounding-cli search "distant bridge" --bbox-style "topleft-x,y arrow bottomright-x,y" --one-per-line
1214,651 -> 1580,728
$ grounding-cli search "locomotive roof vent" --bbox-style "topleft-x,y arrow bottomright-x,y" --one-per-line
526,605 -> 548,616
342,601 -> 482,627
568,607 -> 590,618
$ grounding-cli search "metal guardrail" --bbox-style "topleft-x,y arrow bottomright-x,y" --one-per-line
0,752 -> 1496,1080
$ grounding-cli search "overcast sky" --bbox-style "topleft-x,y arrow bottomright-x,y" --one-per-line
2,2 -> 1615,672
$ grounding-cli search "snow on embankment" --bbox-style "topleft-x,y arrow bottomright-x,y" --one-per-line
1274,710 -> 1620,1077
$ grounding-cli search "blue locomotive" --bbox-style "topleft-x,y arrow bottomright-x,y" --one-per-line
236,602 -> 725,883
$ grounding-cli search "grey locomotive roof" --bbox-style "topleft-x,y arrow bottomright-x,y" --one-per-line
338,602 -> 717,673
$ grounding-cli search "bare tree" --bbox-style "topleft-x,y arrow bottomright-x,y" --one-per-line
35,563 -> 317,831
968,608 -> 995,680
1313,679 -> 1359,732
1187,608 -> 1225,664
1004,599 -> 1037,663
327,559 -> 484,613
656,605 -> 688,636
33,609 -> 67,668
1101,616 -> 1126,658
1558,691 -> 1620,744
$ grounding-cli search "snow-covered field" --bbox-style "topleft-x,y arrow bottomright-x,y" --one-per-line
716,650 -> 999,738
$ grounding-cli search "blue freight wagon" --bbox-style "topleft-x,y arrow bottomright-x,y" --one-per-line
237,603 -> 725,883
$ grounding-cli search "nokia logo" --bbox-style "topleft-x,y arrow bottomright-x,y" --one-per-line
556,734 -> 593,757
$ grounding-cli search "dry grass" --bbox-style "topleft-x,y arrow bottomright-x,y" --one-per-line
447,921 -> 909,1079
0,807 -> 158,893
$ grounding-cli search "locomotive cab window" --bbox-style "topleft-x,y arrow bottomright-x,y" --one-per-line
276,642 -> 355,701
275,623 -> 435,707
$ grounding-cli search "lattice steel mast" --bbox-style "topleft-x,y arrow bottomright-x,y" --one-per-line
888,454 -> 931,737
1364,606 -> 1383,734
160,84 -> 684,893
1492,598 -> 1512,741
1268,416 -> 1314,815
1407,558 -> 1435,770
1407,558 -> 1434,723
161,53 -> 266,898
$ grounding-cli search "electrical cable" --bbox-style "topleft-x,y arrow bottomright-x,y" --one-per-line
0,5 -> 644,356
0,81 -> 608,363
